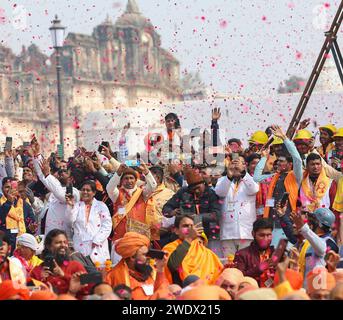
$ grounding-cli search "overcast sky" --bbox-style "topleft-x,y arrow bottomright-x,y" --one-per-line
0,0 -> 342,96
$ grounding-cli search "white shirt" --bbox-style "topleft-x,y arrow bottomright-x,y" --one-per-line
215,173 -> 259,240
33,157 -> 80,240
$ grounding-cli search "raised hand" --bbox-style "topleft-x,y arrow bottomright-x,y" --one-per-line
122,123 -> 131,135
325,250 -> 340,273
40,159 -> 51,177
138,160 -> 149,175
84,157 -> 96,173
298,118 -> 311,130
271,125 -> 287,140
212,108 -> 221,121
117,163 -> 128,176
31,138 -> 40,157
290,211 -> 305,230
101,145 -> 112,160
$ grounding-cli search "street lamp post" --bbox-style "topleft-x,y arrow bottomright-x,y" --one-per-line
49,15 -> 66,158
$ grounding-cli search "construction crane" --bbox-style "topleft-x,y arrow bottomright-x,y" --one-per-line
286,0 -> 343,139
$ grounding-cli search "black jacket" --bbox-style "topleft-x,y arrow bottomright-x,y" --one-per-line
162,185 -> 221,240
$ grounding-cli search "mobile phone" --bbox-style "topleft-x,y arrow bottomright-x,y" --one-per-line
271,239 -> 288,266
66,184 -> 73,196
231,153 -> 240,160
262,137 -> 275,150
5,137 -> 13,151
23,142 -> 30,147
125,160 -> 140,167
43,255 -> 55,272
280,192 -> 290,208
80,272 -> 103,285
0,240 -> 3,247
193,214 -> 203,228
147,249 -> 166,260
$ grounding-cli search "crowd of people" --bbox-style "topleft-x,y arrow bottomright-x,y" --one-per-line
0,109 -> 342,301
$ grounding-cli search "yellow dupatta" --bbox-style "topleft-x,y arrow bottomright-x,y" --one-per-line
301,168 -> 331,212
333,177 -> 343,212
163,239 -> 223,285
298,240 -> 311,276
0,196 -> 26,235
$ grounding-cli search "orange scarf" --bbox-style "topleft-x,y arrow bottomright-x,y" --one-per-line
112,187 -> 161,240
0,197 -> 26,235
105,260 -> 158,300
263,172 -> 298,218
301,168 -> 331,212
163,239 -> 223,285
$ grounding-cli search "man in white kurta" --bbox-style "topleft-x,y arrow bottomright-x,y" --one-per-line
215,155 -> 259,259
33,155 -> 80,240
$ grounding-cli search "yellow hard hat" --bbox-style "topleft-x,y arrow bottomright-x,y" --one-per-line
272,137 -> 284,145
319,124 -> 337,135
293,129 -> 313,141
248,131 -> 269,145
333,128 -> 343,138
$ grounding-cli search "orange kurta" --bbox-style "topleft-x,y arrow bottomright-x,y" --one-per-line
163,239 -> 223,285
105,260 -> 169,300
112,188 -> 148,240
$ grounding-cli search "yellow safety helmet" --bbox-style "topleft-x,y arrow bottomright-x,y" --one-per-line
272,137 -> 284,145
293,129 -> 313,141
333,128 -> 343,138
248,131 -> 269,145
319,124 -> 337,135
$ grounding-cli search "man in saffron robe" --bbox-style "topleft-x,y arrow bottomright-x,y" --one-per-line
163,214 -> 223,286
105,232 -> 169,300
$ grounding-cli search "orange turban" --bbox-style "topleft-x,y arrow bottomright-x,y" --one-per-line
306,267 -> 336,295
274,269 -> 304,290
0,280 -> 30,300
30,290 -> 57,300
115,232 -> 150,259
215,268 -> 244,287
180,285 -> 231,300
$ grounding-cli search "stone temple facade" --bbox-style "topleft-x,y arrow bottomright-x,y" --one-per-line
0,0 -> 182,155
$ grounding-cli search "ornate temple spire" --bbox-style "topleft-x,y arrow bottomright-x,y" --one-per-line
125,0 -> 140,14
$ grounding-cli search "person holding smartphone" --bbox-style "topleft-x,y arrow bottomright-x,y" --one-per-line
215,153 -> 260,260
31,141 -> 80,239
0,177 -> 37,252
65,180 -> 112,264
253,125 -> 303,247
163,214 -> 223,287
